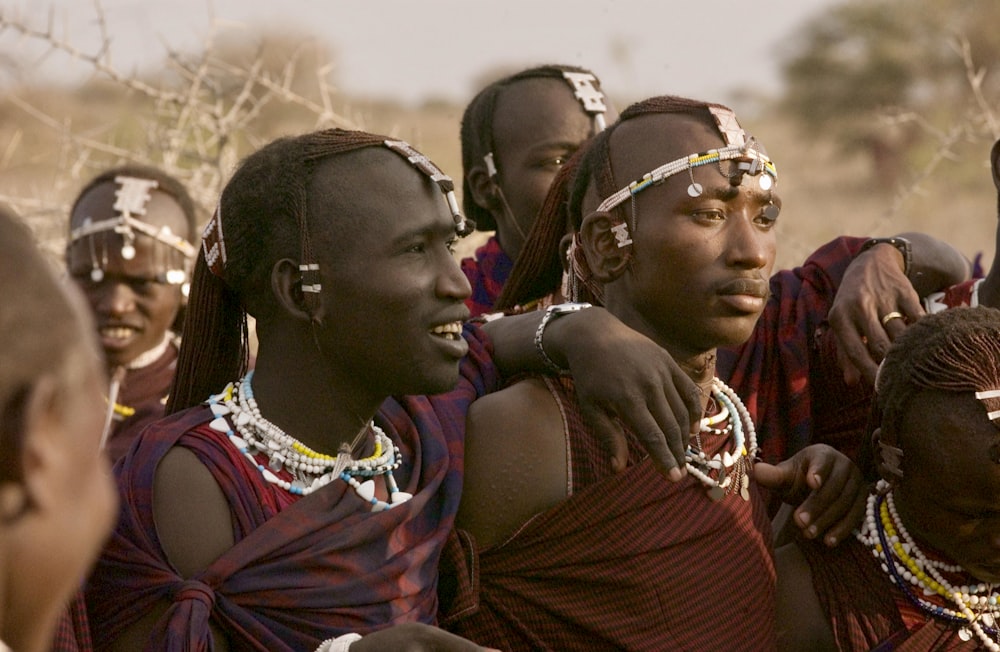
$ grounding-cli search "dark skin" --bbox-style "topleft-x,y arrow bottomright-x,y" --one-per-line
975,137 -> 1000,309
777,390 -> 1000,651
67,182 -> 192,373
112,148 -> 703,650
466,76 -> 617,262
829,232 -> 971,386
460,113 -> 866,553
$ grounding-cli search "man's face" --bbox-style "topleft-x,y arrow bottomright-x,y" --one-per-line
67,181 -> 190,369
894,390 -> 1000,583
307,150 -> 472,399
488,77 -> 616,262
596,113 -> 779,358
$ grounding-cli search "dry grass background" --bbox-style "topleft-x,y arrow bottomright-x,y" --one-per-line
0,12 -> 996,275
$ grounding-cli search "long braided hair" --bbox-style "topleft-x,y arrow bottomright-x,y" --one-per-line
497,95 -> 732,310
460,64 -> 605,233
167,129 -> 401,413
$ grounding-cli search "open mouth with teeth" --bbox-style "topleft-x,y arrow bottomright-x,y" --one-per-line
101,326 -> 137,341
430,321 -> 462,341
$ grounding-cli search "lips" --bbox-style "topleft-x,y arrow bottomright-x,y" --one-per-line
98,324 -> 141,350
717,278 -> 770,299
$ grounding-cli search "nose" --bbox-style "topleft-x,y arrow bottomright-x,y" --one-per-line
95,280 -> 137,317
437,252 -> 472,302
724,210 -> 772,271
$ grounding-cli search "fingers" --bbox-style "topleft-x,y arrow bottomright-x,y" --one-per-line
580,406 -> 631,473
789,447 -> 865,546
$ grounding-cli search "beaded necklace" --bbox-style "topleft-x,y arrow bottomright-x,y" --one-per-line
857,480 -> 1000,650
206,371 -> 412,512
685,378 -> 757,502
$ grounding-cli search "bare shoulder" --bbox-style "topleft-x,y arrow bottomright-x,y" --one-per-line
459,377 -> 567,548
775,542 -> 837,652
153,446 -> 236,579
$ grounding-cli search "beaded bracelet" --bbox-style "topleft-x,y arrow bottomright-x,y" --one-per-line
859,236 -> 912,278
534,302 -> 593,374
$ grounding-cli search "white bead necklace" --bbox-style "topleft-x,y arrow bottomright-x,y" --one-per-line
685,378 -> 757,502
856,481 -> 1000,649
206,372 -> 413,511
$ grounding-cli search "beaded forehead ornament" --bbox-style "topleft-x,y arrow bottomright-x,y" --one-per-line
482,70 -> 609,181
596,107 -> 777,215
202,139 -> 472,295
69,175 -> 195,285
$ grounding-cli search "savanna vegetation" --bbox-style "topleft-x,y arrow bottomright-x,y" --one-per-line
1,0 -> 999,271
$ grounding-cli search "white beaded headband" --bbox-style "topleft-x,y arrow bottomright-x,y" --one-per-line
202,140 -> 471,293
383,139 -> 473,237
483,70 -> 609,180
595,140 -> 778,215
69,175 -> 195,285
561,71 -> 608,133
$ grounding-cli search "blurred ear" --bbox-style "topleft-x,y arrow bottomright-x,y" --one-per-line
872,426 -> 904,482
466,165 -> 499,212
12,377 -> 63,520
271,258 -> 321,325
991,139 -> 1000,193
579,211 -> 630,283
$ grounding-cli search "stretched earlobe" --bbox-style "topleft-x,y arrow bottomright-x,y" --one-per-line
872,427 -> 904,481
467,166 -> 499,211
579,211 -> 630,283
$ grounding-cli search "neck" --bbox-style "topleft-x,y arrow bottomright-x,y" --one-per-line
250,345 -> 383,457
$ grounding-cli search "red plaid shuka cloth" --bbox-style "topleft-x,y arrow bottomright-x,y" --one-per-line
720,236 -> 875,464
440,376 -> 776,651
86,325 -> 499,652
801,536 -> 983,651
104,339 -> 178,463
924,278 -> 984,314
461,235 -> 513,318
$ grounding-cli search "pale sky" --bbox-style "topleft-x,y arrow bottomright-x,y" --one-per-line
2,0 -> 844,106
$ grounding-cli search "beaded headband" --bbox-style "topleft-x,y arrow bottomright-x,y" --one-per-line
561,71 -> 608,133
383,139 -> 474,237
202,140 -> 473,288
482,71 -> 609,183
594,139 -> 778,215
69,175 -> 195,285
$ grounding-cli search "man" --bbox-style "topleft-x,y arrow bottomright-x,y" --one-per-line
85,129 -> 704,650
66,165 -> 198,461
460,64 -> 615,315
444,96 -> 868,650
778,306 -> 1000,651
0,204 -> 118,652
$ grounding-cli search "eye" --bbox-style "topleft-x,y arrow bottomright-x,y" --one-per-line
446,238 -> 458,255
691,208 -> 726,223
755,203 -> 781,229
404,242 -> 427,254
130,278 -> 159,295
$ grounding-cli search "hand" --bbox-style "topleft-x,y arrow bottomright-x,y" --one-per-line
827,244 -> 923,386
754,444 -> 867,547
558,309 -> 702,481
348,623 -> 500,652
